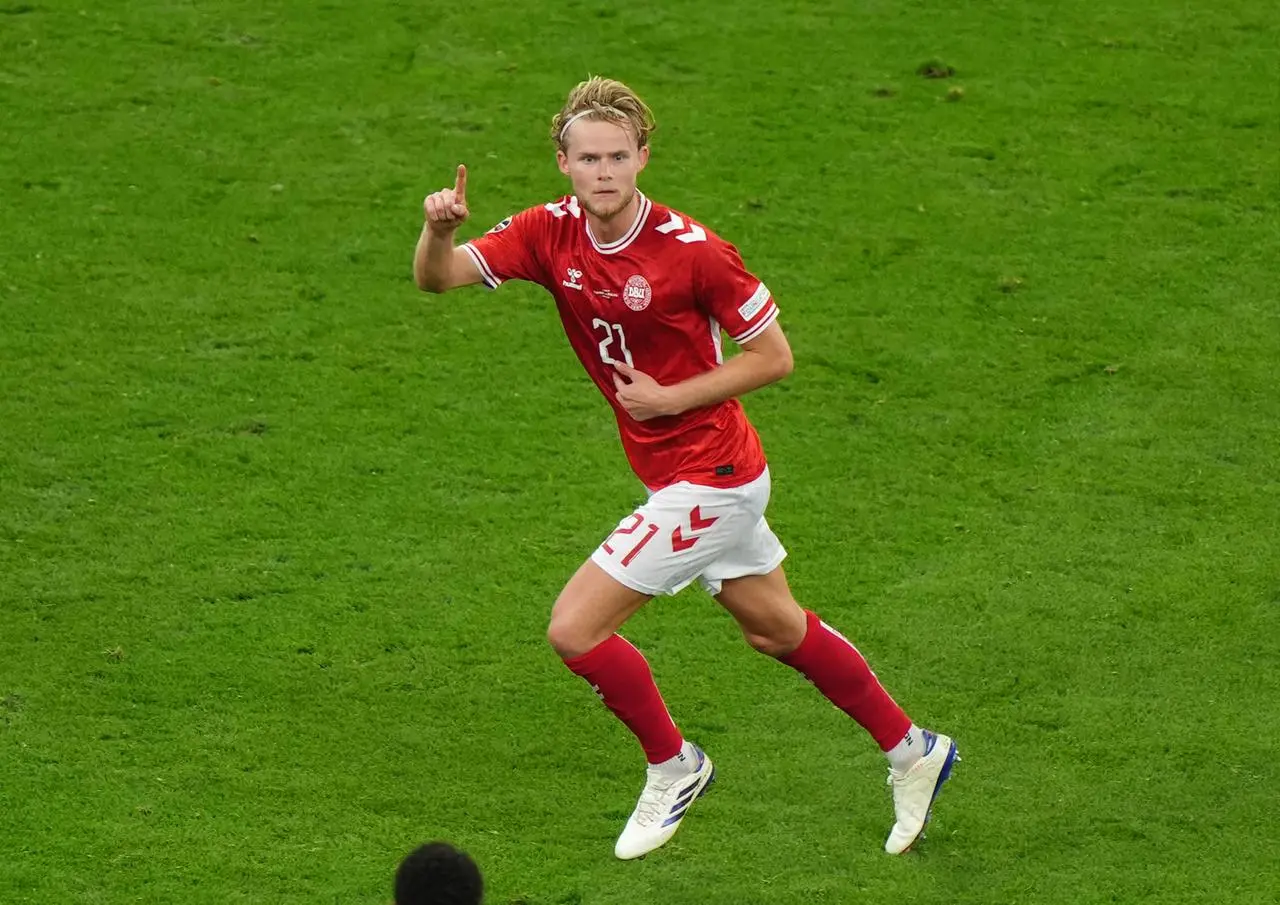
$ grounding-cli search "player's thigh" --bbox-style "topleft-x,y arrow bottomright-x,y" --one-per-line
590,482 -> 755,599
714,564 -> 806,657
548,559 -> 652,658
697,470 -> 788,601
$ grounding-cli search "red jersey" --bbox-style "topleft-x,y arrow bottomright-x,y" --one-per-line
462,191 -> 779,490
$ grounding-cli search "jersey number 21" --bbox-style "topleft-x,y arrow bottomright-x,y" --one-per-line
592,319 -> 633,367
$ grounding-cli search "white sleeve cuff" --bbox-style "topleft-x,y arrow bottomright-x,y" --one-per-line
730,300 -> 779,344
461,243 -> 502,289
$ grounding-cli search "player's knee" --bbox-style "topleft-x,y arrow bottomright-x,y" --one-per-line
547,615 -> 593,659
742,625 -> 804,658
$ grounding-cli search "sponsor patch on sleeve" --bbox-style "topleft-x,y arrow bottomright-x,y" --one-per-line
737,282 -> 771,321
487,216 -> 512,234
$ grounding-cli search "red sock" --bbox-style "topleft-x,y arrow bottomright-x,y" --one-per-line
778,610 -> 913,751
562,634 -> 684,764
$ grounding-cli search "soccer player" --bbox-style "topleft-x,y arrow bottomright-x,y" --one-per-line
413,77 -> 958,860
394,841 -> 483,905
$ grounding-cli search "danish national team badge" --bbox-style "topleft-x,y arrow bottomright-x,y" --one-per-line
623,275 -> 652,311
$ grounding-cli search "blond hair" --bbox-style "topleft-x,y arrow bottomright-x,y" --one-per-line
550,77 -> 656,151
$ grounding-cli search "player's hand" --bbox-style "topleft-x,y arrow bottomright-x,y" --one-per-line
423,164 -> 470,236
612,362 -> 677,421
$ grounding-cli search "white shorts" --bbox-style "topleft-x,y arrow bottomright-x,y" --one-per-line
590,467 -> 787,597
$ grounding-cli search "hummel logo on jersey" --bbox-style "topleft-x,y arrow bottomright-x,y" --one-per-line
546,197 -> 583,219
655,211 -> 707,244
671,505 -> 718,552
563,267 -> 583,290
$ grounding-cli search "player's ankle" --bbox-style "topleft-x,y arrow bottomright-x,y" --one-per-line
885,725 -> 927,773
650,740 -> 699,778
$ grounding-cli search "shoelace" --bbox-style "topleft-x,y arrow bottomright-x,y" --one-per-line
633,772 -> 680,826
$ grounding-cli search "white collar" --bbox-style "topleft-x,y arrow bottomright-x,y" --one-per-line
585,191 -> 651,255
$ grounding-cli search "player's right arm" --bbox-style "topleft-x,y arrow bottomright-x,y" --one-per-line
414,164 -> 485,293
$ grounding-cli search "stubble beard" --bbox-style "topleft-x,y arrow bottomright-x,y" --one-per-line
580,185 -> 636,222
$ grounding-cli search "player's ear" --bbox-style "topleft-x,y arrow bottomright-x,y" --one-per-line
637,144 -> 650,172
556,149 -> 570,176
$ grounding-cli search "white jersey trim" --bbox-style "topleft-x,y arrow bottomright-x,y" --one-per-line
738,282 -> 771,321
731,300 -> 779,344
586,192 -> 652,256
461,243 -> 502,289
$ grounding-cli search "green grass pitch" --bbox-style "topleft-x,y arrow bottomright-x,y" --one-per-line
2,1 -> 1277,902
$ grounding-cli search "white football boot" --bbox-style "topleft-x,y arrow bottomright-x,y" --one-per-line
885,730 -> 959,854
614,743 -> 716,860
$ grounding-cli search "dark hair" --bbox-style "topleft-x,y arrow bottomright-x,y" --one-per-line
394,842 -> 484,905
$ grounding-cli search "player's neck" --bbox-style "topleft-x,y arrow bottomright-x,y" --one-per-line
586,192 -> 643,245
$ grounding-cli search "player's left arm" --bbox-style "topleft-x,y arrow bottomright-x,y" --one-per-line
613,230 -> 793,421
612,322 -> 792,420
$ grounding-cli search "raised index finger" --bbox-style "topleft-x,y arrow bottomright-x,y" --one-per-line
454,164 -> 467,204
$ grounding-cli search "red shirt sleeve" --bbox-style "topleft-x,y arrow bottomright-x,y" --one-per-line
693,236 -> 779,344
461,206 -> 551,289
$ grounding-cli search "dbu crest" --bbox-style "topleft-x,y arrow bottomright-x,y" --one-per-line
624,274 -> 652,311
